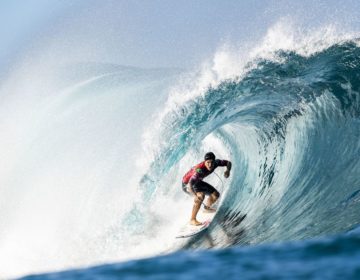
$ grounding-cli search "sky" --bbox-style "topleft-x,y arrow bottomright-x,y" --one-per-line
0,1 -> 359,278
0,0 -> 360,70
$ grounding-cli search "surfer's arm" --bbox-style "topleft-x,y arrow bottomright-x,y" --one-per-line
188,174 -> 200,197
188,178 -> 197,195
226,161 -> 232,171
188,184 -> 197,197
224,161 -> 232,178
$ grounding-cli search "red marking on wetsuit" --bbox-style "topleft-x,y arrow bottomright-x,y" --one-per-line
182,160 -> 228,184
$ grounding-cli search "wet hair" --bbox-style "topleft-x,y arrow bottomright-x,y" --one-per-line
204,152 -> 216,161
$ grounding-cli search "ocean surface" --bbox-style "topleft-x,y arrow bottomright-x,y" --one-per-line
0,30 -> 360,279
19,227 -> 360,279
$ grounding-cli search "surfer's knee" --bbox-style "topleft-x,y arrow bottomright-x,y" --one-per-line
213,190 -> 220,199
195,192 -> 205,203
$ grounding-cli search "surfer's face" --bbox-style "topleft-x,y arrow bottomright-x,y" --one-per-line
205,159 -> 214,171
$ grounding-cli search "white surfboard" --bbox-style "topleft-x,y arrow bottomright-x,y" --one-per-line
175,210 -> 216,239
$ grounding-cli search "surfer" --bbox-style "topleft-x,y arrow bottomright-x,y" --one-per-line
182,152 -> 232,226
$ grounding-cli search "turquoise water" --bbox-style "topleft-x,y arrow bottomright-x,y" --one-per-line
12,39 -> 360,279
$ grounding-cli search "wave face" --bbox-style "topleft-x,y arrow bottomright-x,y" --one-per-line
137,39 -> 360,249
15,40 -> 360,280
2,36 -> 360,279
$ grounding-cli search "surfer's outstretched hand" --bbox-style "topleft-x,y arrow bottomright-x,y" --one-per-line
224,170 -> 230,178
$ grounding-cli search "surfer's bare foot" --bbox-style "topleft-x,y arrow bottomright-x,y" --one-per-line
190,219 -> 203,226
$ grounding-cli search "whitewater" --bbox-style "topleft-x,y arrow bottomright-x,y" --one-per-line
0,23 -> 360,279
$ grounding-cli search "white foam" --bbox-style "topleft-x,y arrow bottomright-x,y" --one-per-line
140,20 -> 358,171
2,14 -> 359,278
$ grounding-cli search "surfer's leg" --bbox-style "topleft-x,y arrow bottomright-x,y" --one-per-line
190,192 -> 204,226
206,190 -> 220,209
193,181 -> 219,210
